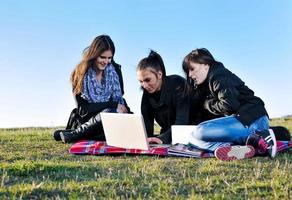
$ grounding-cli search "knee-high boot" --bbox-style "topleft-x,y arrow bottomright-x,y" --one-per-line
59,113 -> 103,143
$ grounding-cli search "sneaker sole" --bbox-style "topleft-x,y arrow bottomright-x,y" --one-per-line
268,129 -> 277,158
215,145 -> 255,161
60,132 -> 66,143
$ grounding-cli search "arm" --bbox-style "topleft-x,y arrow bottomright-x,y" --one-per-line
173,81 -> 190,125
75,94 -> 118,116
189,89 -> 207,124
123,98 -> 133,113
112,61 -> 124,95
141,92 -> 154,137
157,79 -> 190,143
204,77 -> 241,116
111,62 -> 132,113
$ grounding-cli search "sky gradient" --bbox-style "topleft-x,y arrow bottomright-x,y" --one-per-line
0,1 -> 291,128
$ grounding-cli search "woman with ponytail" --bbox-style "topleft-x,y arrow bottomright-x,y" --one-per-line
53,35 -> 131,143
136,50 -> 190,144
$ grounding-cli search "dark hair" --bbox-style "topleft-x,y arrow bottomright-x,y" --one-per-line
137,50 -> 166,77
71,35 -> 115,95
182,48 -> 216,87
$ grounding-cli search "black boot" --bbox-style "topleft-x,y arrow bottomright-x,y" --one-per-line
53,130 -> 64,141
60,114 -> 103,143
53,129 -> 75,141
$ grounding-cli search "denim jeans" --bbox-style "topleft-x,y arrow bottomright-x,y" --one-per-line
189,115 -> 269,152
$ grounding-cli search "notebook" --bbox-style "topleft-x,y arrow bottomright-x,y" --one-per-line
100,113 -> 153,150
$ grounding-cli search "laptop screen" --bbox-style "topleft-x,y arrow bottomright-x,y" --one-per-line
171,125 -> 195,145
100,113 -> 150,150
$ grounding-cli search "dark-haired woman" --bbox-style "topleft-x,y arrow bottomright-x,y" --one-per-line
53,35 -> 131,143
183,48 -> 277,160
136,50 -> 190,144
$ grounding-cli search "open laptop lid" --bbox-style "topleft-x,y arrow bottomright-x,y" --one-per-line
100,113 -> 150,150
171,125 -> 195,145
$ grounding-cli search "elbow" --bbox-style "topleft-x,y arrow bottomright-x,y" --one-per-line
224,103 -> 240,115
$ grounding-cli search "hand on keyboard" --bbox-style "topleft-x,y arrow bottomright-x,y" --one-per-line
147,137 -> 163,144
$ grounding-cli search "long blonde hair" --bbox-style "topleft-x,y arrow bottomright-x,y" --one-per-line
71,35 -> 115,95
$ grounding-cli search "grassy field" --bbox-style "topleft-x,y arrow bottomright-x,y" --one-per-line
0,118 -> 291,199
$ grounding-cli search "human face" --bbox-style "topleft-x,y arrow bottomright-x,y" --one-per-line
137,69 -> 163,93
95,50 -> 113,71
188,62 -> 210,85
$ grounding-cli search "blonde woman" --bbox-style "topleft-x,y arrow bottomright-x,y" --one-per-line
54,35 -> 131,143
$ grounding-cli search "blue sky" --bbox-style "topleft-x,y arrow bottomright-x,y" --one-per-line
0,1 -> 291,128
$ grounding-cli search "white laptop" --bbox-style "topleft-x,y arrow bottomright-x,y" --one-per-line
100,113 -> 151,150
171,125 -> 196,145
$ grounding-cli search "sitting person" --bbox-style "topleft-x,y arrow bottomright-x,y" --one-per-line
182,48 -> 277,161
136,50 -> 190,144
54,35 -> 131,143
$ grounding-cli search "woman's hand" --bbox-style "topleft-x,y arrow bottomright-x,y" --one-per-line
147,137 -> 163,144
117,104 -> 128,113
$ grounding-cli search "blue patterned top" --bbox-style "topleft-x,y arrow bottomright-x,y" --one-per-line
81,64 -> 124,106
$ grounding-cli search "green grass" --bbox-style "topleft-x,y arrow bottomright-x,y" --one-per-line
0,119 -> 291,199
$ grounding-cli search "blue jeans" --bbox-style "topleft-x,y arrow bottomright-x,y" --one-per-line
189,115 -> 269,152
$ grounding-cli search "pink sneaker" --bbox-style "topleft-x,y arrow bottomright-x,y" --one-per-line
246,129 -> 277,158
215,145 -> 255,161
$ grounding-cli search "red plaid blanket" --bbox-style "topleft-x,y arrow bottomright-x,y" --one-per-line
69,140 -> 168,155
69,140 -> 292,158
69,140 -> 214,158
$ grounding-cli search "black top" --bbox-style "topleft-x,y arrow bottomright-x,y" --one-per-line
141,75 -> 190,144
75,61 -> 131,123
190,62 -> 268,126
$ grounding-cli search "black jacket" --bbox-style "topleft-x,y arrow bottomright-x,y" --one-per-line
141,75 -> 190,144
190,62 -> 268,127
66,61 -> 131,129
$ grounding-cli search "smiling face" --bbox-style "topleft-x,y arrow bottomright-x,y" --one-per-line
95,50 -> 113,71
188,62 -> 210,85
137,69 -> 163,94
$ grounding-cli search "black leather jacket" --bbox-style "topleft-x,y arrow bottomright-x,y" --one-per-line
190,62 -> 268,127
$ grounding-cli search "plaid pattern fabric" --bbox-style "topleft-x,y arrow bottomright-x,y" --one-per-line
277,140 -> 292,152
69,140 -> 168,156
69,140 -> 292,158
